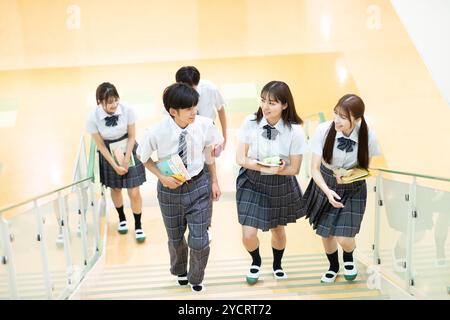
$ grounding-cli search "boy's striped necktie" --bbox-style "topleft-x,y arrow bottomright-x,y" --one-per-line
178,130 -> 188,168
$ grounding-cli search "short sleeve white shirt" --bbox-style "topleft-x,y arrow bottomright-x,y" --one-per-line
86,104 -> 136,140
136,115 -> 224,177
196,80 -> 226,121
310,120 -> 381,169
237,114 -> 307,161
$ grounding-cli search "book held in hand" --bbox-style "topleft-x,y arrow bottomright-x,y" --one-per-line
334,167 -> 370,184
109,138 -> 135,167
156,154 -> 191,183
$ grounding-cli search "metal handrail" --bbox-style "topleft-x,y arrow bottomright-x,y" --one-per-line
371,167 -> 450,183
0,177 -> 93,215
0,135 -> 102,300
0,136 -> 97,216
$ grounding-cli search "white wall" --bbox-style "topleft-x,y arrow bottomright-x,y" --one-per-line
391,0 -> 450,107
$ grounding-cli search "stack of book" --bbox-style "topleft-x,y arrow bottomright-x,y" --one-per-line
156,154 -> 191,183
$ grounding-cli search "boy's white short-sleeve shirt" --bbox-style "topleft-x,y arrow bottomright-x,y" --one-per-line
137,115 -> 224,177
196,80 -> 226,121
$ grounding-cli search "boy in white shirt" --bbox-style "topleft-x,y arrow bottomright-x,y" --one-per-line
175,66 -> 227,154
175,66 -> 228,242
137,83 -> 223,293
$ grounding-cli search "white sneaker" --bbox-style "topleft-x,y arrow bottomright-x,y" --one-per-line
135,229 -> 146,243
246,265 -> 260,285
117,221 -> 128,234
190,283 -> 205,293
320,270 -> 338,283
343,261 -> 358,281
176,274 -> 188,286
273,269 -> 288,279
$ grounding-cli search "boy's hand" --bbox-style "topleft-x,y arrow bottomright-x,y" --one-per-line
160,175 -> 183,189
212,144 -> 224,157
220,139 -> 226,151
211,181 -> 221,201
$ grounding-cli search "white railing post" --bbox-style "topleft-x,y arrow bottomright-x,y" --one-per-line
373,175 -> 383,265
75,186 -> 89,267
0,217 -> 18,299
33,200 -> 53,299
405,177 -> 417,294
89,183 -> 100,255
57,191 -> 74,288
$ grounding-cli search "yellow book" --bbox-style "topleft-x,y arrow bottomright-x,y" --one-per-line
171,174 -> 188,183
335,167 -> 371,184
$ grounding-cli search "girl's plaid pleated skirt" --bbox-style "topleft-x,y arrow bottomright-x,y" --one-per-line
99,134 -> 146,189
301,163 -> 367,237
236,167 -> 303,231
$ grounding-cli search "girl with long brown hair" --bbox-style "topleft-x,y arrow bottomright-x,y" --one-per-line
236,81 -> 307,284
301,94 -> 381,283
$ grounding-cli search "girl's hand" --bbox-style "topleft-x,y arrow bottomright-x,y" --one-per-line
268,159 -> 286,175
333,168 -> 346,184
278,159 -> 286,172
121,157 -> 129,171
335,174 -> 344,184
114,166 -> 128,176
160,175 -> 183,189
211,181 -> 221,201
326,189 -> 344,208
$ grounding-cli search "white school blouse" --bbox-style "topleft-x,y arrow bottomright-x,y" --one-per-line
237,114 -> 307,161
86,104 -> 136,140
136,115 -> 224,177
310,120 -> 381,169
196,80 -> 226,121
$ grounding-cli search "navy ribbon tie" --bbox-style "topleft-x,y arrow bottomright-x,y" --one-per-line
262,125 -> 278,140
104,115 -> 119,127
337,137 -> 356,152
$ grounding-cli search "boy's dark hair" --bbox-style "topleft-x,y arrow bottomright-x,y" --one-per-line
163,82 -> 199,113
175,66 -> 201,87
96,82 -> 120,105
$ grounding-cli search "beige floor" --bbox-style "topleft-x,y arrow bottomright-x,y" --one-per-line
71,191 -> 385,300
103,193 -> 325,267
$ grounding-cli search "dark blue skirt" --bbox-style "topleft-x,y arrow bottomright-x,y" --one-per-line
301,164 -> 367,237
99,134 -> 146,189
236,168 -> 303,231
